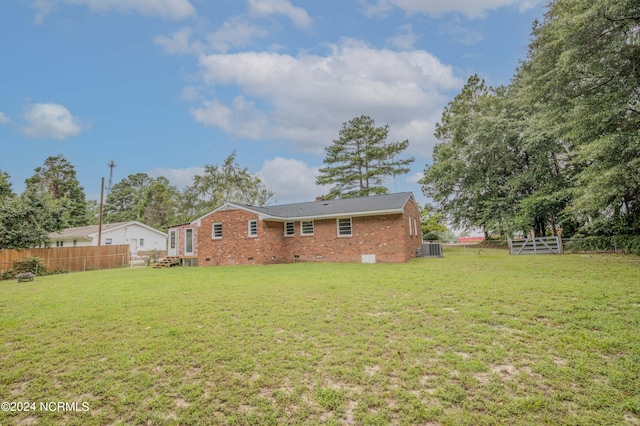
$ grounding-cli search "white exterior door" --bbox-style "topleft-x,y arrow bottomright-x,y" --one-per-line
130,239 -> 138,255
168,230 -> 178,256
185,229 -> 193,255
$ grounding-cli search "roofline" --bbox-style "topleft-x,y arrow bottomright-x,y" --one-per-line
190,202 -> 270,225
177,192 -> 417,225
49,235 -> 92,241
263,208 -> 405,222
86,221 -> 167,237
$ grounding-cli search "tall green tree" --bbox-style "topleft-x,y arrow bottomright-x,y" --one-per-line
316,115 -> 414,199
522,0 -> 640,235
0,187 -> 66,249
25,155 -> 88,227
0,169 -> 14,199
141,177 -> 180,229
422,0 -> 639,238
104,173 -> 153,223
182,151 -> 273,219
420,77 -> 523,237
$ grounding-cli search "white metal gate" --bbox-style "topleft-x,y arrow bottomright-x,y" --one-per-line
508,236 -> 563,255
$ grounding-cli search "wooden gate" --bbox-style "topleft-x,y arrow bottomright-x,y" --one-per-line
508,236 -> 563,255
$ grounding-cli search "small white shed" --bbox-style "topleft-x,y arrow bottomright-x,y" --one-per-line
49,221 -> 167,255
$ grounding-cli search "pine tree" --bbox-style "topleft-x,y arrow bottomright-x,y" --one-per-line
25,155 -> 89,227
316,115 -> 414,199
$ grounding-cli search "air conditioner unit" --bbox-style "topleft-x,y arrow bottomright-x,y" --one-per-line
420,242 -> 443,258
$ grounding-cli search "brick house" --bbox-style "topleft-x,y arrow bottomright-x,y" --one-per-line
167,192 -> 422,265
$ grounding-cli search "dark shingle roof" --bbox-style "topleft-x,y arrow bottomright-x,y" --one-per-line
229,192 -> 414,220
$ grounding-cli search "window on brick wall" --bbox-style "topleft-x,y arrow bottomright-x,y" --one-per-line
301,220 -> 314,236
284,221 -> 295,237
337,217 -> 352,237
212,222 -> 222,239
248,220 -> 258,237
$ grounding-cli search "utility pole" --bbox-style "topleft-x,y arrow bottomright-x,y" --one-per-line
98,177 -> 104,246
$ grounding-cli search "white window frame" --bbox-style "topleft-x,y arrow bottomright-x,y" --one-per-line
248,219 -> 258,237
301,220 -> 314,236
409,216 -> 413,236
337,217 -> 352,237
105,238 -> 112,245
212,222 -> 223,239
284,221 -> 295,237
139,238 -> 145,247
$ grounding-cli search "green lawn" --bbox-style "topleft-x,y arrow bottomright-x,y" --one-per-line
1,248 -> 639,425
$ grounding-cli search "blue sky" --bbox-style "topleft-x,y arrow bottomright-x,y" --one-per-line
0,0 -> 544,205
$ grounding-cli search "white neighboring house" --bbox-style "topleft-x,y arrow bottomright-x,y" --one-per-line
49,221 -> 167,255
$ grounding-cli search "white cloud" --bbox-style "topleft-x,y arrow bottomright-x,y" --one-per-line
147,166 -> 204,189
21,103 -> 86,140
180,86 -> 202,102
147,158 -> 323,204
407,171 -> 424,185
155,19 -> 268,55
248,0 -> 312,29
190,96 -> 271,140
206,18 -> 269,53
258,157 -> 325,204
441,16 -> 484,45
362,0 -> 541,19
31,0 -> 56,24
154,27 -> 201,55
386,24 -> 418,50
0,112 -> 9,124
191,38 -> 462,156
32,0 -> 196,22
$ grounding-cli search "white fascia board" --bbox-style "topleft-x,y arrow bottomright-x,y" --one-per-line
192,202 -> 276,226
87,221 -> 166,238
264,208 -> 405,222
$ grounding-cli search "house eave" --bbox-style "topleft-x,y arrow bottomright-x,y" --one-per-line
263,208 -> 405,222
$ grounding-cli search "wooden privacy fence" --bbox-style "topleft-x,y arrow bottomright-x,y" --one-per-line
508,236 -> 563,255
0,245 -> 130,274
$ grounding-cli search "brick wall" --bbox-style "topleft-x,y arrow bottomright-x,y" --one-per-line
197,209 -> 267,266
188,199 -> 422,265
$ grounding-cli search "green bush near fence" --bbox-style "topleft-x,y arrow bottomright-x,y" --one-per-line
13,257 -> 46,275
564,235 -> 640,255
0,256 -> 67,280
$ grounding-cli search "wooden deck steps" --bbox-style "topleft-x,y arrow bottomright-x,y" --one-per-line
153,256 -> 181,268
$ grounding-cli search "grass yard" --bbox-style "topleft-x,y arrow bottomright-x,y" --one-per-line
1,247 -> 639,425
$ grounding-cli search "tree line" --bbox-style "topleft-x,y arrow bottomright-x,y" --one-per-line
420,0 -> 639,238
0,152 -> 273,249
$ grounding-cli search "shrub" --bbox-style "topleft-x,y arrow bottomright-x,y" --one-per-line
13,257 -> 46,276
564,235 -> 640,256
